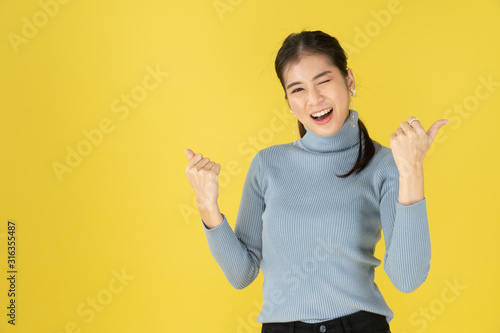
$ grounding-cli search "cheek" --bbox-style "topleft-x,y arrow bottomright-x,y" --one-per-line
288,96 -> 305,111
295,111 -> 311,124
288,100 -> 299,113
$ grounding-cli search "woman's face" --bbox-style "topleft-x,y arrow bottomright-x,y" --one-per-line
283,53 -> 355,137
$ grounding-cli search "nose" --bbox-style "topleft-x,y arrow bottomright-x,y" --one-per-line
307,86 -> 324,105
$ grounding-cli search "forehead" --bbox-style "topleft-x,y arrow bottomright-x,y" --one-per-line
284,53 -> 337,83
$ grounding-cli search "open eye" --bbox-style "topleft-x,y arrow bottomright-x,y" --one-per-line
291,87 -> 304,94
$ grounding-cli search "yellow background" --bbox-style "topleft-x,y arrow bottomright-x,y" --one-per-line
1,0 -> 499,332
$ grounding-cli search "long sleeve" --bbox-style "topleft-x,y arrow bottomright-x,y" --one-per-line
376,153 -> 431,293
200,152 -> 265,290
193,110 -> 433,323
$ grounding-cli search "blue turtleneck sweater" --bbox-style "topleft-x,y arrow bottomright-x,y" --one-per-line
201,109 -> 431,324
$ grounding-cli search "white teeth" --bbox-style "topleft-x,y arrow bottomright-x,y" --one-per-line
311,108 -> 332,118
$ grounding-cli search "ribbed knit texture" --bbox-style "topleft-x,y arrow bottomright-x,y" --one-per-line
201,109 -> 431,324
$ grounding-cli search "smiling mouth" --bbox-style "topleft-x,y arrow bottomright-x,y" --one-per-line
311,108 -> 333,121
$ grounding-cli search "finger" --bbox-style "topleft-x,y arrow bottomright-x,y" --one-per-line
389,133 -> 397,148
184,149 -> 195,160
205,161 -> 215,170
400,121 -> 413,133
401,120 -> 423,137
196,157 -> 212,170
186,153 -> 204,170
407,116 -> 420,124
426,119 -> 450,143
214,163 -> 221,175
396,127 -> 405,136
407,116 -> 424,130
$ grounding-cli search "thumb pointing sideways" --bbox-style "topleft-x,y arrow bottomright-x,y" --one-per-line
427,119 -> 450,144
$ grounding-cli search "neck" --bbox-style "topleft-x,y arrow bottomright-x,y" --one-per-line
297,109 -> 360,153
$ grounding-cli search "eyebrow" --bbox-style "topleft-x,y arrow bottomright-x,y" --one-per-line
286,70 -> 332,90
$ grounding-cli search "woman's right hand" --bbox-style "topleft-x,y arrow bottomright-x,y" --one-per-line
184,149 -> 223,228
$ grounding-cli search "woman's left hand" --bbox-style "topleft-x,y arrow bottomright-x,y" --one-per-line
390,117 -> 449,177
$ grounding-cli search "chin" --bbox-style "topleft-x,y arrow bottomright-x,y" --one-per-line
310,126 -> 337,137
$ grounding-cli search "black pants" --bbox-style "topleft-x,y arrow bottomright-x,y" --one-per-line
261,311 -> 390,333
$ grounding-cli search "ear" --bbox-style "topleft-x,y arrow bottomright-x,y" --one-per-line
346,68 -> 355,91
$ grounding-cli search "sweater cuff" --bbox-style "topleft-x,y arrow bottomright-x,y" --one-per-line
395,198 -> 428,229
201,213 -> 233,237
396,197 -> 427,214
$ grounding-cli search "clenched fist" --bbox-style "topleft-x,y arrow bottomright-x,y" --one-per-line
389,117 -> 449,177
184,149 -> 223,228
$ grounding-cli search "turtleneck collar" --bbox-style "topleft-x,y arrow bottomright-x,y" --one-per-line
297,109 -> 360,153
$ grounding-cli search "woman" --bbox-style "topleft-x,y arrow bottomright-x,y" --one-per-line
184,30 -> 448,333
